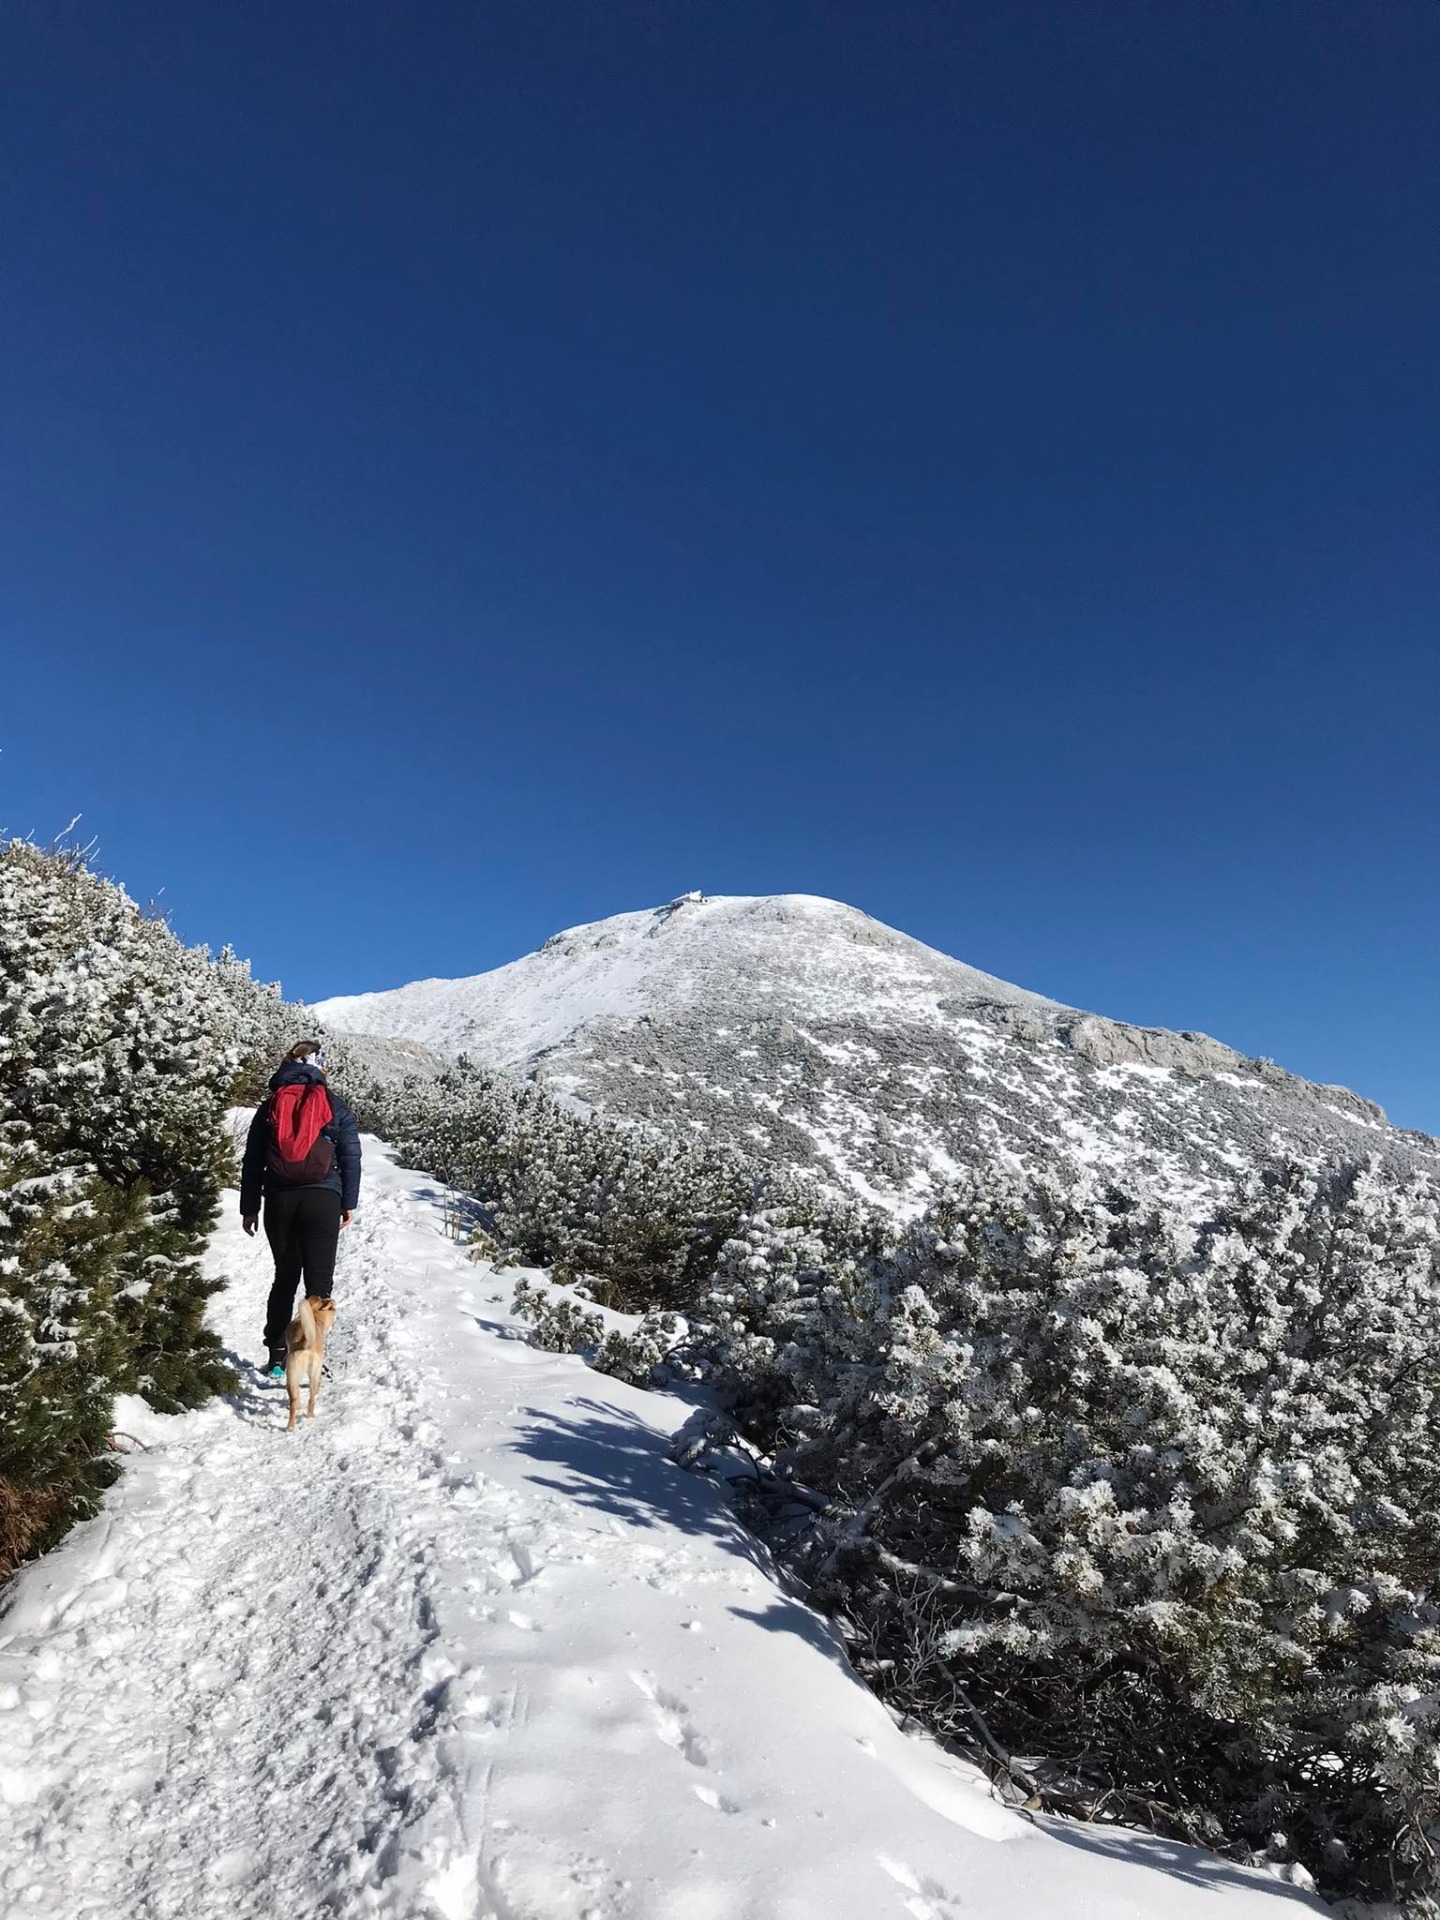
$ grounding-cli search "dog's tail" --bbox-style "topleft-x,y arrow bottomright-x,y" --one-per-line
296,1296 -> 318,1347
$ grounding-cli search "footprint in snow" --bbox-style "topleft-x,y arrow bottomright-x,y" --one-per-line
692,1783 -> 742,1815
875,1854 -> 962,1920
628,1671 -> 710,1769
507,1542 -> 540,1586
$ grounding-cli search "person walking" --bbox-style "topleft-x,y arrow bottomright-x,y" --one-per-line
240,1041 -> 362,1378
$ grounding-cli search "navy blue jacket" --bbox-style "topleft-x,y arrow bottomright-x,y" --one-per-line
239,1062 -> 362,1216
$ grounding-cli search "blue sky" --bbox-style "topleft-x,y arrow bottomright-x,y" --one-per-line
4,3 -> 1438,1129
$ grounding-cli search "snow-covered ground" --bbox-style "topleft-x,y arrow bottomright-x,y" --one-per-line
0,1136 -> 1325,1920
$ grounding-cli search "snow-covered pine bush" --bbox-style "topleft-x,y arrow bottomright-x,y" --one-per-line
0,1130 -> 140,1565
0,841 -> 240,1572
510,1275 -> 688,1387
510,1277 -> 607,1353
684,1161 -> 1440,1913
362,1058 -> 810,1310
587,1310 -> 689,1387
207,945 -> 296,1103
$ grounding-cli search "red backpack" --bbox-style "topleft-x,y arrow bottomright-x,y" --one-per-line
264,1082 -> 335,1186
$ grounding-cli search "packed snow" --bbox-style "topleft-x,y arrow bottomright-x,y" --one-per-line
0,1133 -> 1325,1920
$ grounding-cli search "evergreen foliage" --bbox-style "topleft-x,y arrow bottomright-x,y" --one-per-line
666,1160 -> 1440,1912
0,841 -> 243,1571
509,1277 -> 689,1387
0,1135 -> 134,1560
359,1058 -> 829,1310
208,945 -> 297,1104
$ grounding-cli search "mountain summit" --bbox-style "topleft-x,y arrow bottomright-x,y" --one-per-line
316,892 -> 1433,1211
318,894 -> 1053,1067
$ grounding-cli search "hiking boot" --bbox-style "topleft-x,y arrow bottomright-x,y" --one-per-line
265,1348 -> 286,1380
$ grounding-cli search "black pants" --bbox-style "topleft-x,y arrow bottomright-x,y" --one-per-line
262,1186 -> 343,1350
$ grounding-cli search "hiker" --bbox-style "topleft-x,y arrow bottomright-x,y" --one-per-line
240,1041 -> 362,1377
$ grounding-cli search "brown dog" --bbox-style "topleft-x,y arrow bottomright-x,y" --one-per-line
284,1295 -> 337,1431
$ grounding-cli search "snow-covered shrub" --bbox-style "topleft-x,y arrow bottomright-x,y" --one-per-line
0,1130 -> 137,1563
590,1311 -> 689,1388
682,1161 -> 1440,1913
0,842 -> 241,1571
510,1277 -> 606,1353
207,945 -> 295,1102
510,1276 -> 687,1387
363,1058 -> 818,1310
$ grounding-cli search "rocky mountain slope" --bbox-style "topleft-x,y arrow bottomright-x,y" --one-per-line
316,893 -> 1437,1213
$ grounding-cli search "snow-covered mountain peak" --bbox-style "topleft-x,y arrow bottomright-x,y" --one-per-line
316,891 -> 1053,1070
316,892 -> 1436,1214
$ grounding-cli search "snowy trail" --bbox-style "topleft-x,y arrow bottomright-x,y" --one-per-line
1,1138 -> 1324,1920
